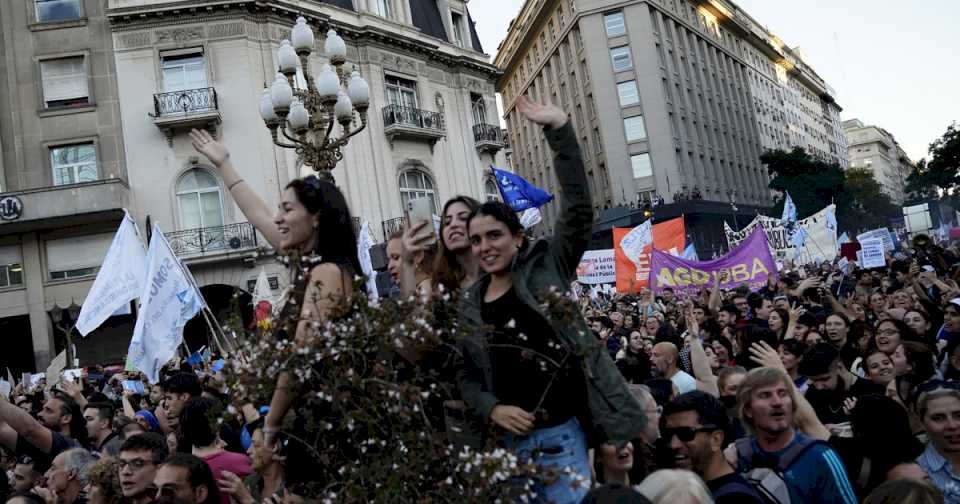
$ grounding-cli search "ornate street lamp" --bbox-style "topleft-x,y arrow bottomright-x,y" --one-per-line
260,17 -> 370,181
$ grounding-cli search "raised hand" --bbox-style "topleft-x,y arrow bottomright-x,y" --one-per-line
516,95 -> 568,130
189,128 -> 230,167
749,341 -> 785,372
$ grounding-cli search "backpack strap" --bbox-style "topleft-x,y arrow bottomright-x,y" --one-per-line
735,437 -> 757,469
776,435 -> 828,472
712,480 -> 758,500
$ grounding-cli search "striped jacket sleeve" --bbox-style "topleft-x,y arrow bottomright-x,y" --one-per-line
817,447 -> 859,504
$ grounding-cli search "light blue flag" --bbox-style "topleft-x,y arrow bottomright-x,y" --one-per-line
491,166 -> 554,212
825,206 -> 838,232
838,232 -> 850,245
76,211 -> 147,336
127,224 -> 204,383
781,191 -> 797,224
791,225 -> 809,261
682,243 -> 698,261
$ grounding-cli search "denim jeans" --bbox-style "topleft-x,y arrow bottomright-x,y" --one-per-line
502,417 -> 591,504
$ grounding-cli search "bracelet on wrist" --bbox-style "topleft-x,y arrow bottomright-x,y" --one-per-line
227,179 -> 245,191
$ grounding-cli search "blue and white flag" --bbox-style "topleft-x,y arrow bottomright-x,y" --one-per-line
520,208 -> 542,229
76,211 -> 147,337
127,224 -> 204,383
682,243 -> 698,261
491,166 -> 554,212
791,225 -> 810,261
781,191 -> 797,225
825,206 -> 838,232
357,220 -> 378,300
838,232 -> 850,245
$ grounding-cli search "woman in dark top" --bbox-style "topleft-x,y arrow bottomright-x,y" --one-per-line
458,97 -> 644,504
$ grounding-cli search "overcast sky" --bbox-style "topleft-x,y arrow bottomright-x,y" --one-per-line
469,0 -> 959,163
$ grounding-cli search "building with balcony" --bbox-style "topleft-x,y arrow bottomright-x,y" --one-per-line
106,0 -> 505,334
843,119 -> 913,204
495,0 -> 845,255
0,0 -> 132,371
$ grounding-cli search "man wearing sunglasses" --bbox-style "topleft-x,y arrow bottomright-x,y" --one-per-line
663,391 -> 763,503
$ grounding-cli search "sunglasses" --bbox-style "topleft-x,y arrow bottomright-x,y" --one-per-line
662,425 -> 718,443
908,379 -> 960,408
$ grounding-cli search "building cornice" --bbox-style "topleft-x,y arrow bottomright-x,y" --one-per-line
107,0 -> 502,78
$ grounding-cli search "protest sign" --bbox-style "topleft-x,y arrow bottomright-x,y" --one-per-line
576,249 -> 616,284
725,205 -> 838,264
650,226 -> 778,294
859,238 -> 887,269
857,228 -> 896,252
614,217 -> 686,293
45,351 -> 67,388
62,369 -> 83,383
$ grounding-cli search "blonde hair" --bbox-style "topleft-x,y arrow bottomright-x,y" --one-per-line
635,469 -> 713,503
735,367 -> 797,434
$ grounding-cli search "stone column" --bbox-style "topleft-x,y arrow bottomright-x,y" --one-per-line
22,233 -> 53,370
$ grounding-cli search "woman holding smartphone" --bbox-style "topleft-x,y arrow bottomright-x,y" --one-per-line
458,97 -> 645,503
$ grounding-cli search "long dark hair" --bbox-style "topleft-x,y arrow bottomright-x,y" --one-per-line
432,195 -> 480,292
286,176 -> 361,276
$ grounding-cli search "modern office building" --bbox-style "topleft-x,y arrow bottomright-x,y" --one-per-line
495,0 -> 846,255
105,0 -> 505,343
843,119 -> 912,204
0,0 -> 133,371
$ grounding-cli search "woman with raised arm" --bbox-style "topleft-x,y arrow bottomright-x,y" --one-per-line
457,97 -> 645,503
189,128 -> 360,497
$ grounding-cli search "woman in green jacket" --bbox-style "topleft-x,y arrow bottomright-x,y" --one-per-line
458,96 -> 646,503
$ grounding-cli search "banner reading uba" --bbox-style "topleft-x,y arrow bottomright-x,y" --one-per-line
649,226 -> 777,294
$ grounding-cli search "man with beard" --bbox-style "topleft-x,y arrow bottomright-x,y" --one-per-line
663,391 -> 763,503
799,343 -> 885,426
0,391 -> 84,473
731,367 -> 857,504
154,453 -> 220,504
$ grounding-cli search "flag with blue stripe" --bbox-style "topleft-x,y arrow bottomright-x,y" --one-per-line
491,166 -> 554,212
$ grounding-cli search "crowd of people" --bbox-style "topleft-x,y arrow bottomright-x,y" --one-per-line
2,97 -> 958,504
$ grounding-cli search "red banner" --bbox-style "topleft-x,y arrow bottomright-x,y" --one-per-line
614,217 -> 686,293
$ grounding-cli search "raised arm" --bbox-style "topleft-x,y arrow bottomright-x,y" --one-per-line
749,342 -> 830,441
515,96 -> 592,279
685,311 -> 719,397
189,129 -> 283,249
0,394 -> 53,452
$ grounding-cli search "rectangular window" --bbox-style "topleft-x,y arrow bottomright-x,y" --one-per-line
631,153 -> 653,178
594,128 -> 603,153
161,51 -> 206,92
624,116 -> 648,142
471,93 -> 487,125
604,12 -> 626,37
451,12 -> 465,48
40,57 -> 88,108
372,0 -> 391,17
0,246 -> 23,288
36,0 -> 80,23
385,75 -> 418,109
50,143 -> 97,186
610,46 -> 633,72
46,233 -> 112,280
617,80 -> 640,106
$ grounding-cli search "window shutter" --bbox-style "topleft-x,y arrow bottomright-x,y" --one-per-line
46,233 -> 112,272
41,58 -> 88,102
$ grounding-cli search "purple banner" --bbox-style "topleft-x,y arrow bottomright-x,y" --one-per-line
649,227 -> 778,293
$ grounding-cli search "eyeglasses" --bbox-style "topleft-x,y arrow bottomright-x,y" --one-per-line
118,458 -> 156,471
662,425 -> 718,442
877,329 -> 900,336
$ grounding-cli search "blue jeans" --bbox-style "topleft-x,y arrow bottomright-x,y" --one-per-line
502,417 -> 590,504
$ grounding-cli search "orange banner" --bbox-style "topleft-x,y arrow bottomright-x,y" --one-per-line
614,217 -> 686,293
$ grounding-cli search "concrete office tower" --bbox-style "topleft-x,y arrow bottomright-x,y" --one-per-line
843,119 -> 913,204
105,0 -> 505,344
495,0 -> 845,255
0,0 -> 131,370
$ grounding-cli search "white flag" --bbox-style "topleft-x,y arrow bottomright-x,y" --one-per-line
357,220 -> 378,299
253,268 -> 274,306
127,224 -> 204,383
781,191 -> 797,224
76,211 -> 147,336
520,208 -> 542,229
619,220 -> 652,268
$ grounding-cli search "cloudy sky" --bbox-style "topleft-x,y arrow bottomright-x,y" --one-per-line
468,0 -> 959,163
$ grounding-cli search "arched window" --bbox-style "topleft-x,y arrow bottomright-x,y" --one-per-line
398,169 -> 437,213
485,178 -> 500,202
176,168 -> 224,230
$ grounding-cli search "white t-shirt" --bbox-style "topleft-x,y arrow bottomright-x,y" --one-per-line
670,370 -> 697,394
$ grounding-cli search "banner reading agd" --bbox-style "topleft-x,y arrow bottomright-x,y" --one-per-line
576,249 -> 616,285
614,217 -> 685,293
649,226 -> 777,294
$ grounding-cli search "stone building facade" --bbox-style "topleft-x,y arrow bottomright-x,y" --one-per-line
843,118 -> 912,204
494,0 -> 846,253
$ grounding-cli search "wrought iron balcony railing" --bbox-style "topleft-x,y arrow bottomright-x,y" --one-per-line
153,87 -> 219,117
381,217 -> 405,242
382,104 -> 445,131
165,222 -> 257,257
473,123 -> 504,144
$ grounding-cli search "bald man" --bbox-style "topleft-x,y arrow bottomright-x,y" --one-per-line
651,342 -> 696,394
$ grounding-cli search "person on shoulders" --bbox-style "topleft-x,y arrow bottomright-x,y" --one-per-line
663,391 -> 763,504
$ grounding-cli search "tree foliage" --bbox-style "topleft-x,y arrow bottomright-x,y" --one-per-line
761,147 -> 897,233
906,122 -> 960,196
